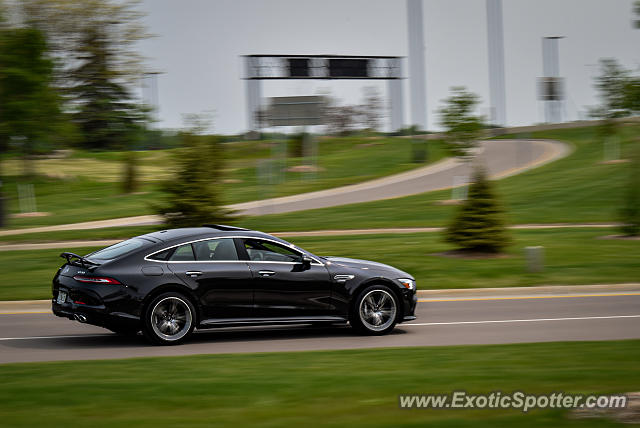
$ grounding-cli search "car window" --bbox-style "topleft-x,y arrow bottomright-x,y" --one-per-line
192,239 -> 239,261
148,248 -> 172,261
244,239 -> 301,262
86,238 -> 149,261
169,244 -> 195,261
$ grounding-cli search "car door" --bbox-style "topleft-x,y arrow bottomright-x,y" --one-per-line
240,237 -> 332,319
166,238 -> 253,321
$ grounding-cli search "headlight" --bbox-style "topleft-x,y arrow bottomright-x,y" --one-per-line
398,278 -> 416,290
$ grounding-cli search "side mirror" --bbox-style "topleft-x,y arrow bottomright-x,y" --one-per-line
301,256 -> 313,270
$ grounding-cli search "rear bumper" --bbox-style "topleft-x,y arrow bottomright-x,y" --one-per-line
52,300 -> 140,330
52,274 -> 141,330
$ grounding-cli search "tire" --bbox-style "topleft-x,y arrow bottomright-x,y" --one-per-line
142,292 -> 196,345
350,285 -> 399,335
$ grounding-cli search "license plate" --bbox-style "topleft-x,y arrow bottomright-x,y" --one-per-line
57,290 -> 67,304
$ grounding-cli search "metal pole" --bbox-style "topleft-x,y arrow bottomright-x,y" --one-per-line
541,36 -> 563,123
407,0 -> 427,130
388,57 -> 404,131
486,0 -> 506,127
245,57 -> 262,133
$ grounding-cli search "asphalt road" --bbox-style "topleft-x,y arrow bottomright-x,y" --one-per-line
1,294 -> 638,364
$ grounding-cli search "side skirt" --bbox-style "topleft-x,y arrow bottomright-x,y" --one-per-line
198,316 -> 348,329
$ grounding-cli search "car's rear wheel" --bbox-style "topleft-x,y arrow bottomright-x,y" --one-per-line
142,292 -> 195,345
350,285 -> 398,335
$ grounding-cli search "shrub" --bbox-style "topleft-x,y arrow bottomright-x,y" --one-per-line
154,133 -> 235,228
445,166 -> 510,253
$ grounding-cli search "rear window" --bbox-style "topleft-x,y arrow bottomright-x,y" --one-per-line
86,238 -> 149,261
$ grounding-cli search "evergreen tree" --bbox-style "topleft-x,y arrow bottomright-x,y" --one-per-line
70,27 -> 144,150
445,166 -> 510,253
155,133 -> 235,228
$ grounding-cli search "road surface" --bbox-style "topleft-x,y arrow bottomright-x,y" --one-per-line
0,293 -> 637,364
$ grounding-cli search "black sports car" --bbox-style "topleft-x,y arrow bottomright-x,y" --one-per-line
52,225 -> 417,344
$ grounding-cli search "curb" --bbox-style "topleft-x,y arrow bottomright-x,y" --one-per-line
2,283 -> 639,314
416,283 -> 640,300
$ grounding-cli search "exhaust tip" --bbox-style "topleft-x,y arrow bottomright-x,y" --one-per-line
73,313 -> 87,323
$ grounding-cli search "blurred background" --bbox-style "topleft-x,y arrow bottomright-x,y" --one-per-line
0,1 -> 639,426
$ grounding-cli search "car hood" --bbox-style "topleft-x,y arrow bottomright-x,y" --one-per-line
323,256 -> 413,279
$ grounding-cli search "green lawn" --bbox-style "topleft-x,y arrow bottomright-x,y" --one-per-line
0,226 -> 160,244
1,136 -> 442,230
239,125 -> 640,232
2,124 -> 638,234
1,228 -> 637,301
0,340 -> 638,427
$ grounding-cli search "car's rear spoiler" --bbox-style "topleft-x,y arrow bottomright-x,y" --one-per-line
60,252 -> 100,269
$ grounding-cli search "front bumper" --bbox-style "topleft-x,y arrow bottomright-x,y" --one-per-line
397,288 -> 418,323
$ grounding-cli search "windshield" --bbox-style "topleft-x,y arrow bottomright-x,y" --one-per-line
86,238 -> 149,261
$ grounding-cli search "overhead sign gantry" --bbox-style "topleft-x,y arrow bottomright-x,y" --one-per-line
243,54 -> 404,132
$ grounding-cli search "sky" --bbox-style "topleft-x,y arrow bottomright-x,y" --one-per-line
137,0 -> 640,134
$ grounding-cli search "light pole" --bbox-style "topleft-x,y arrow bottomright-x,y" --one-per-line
540,36 -> 564,123
486,0 -> 506,127
407,0 -> 427,131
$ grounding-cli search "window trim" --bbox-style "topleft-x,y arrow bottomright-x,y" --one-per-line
144,236 -> 324,266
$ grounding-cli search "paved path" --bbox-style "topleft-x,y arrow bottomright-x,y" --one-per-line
229,139 -> 570,215
0,139 -> 570,237
0,292 -> 637,364
0,222 -> 619,251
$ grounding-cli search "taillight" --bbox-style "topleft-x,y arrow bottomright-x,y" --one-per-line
73,275 -> 121,285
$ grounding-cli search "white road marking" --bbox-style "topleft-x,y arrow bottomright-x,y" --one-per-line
0,334 -> 110,341
404,314 -> 640,327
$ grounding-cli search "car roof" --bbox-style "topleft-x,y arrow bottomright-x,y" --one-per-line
139,226 -> 279,244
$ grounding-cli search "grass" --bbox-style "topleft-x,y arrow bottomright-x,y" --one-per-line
2,124 -> 638,234
1,136 -> 442,230
239,125 -> 640,232
0,226 -> 160,244
0,340 -> 638,427
1,228 -> 637,301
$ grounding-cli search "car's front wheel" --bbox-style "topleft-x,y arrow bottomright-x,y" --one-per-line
142,292 -> 195,345
350,285 -> 398,335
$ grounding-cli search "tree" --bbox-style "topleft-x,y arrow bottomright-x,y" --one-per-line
5,0 -> 151,151
0,27 -> 62,176
70,26 -> 146,150
16,0 -> 149,85
359,86 -> 383,131
445,166 -> 510,253
155,115 -> 235,228
437,87 -> 485,158
323,94 -> 359,136
619,144 -> 640,236
591,59 -> 634,121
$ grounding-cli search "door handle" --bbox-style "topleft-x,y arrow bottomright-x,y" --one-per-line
258,270 -> 276,277
185,271 -> 203,278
